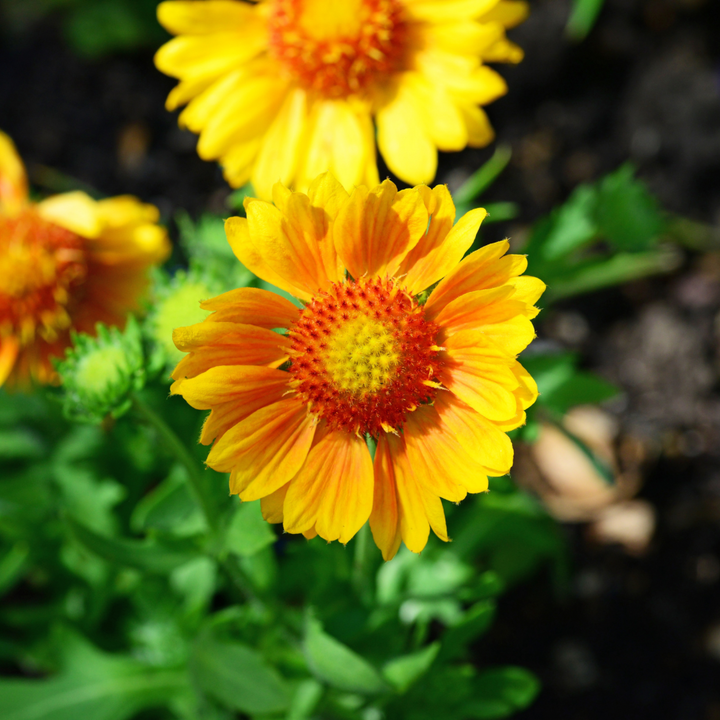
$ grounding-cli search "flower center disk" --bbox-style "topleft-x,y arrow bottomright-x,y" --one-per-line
0,210 -> 87,344
267,0 -> 407,98
288,277 -> 442,436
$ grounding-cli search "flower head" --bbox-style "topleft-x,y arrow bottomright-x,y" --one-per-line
155,0 -> 528,199
171,173 -> 544,559
0,131 -> 170,388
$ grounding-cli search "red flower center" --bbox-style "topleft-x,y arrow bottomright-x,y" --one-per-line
287,277 -> 442,436
0,210 -> 86,344
267,0 -> 408,99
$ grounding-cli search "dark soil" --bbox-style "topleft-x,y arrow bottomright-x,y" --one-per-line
2,0 -> 720,718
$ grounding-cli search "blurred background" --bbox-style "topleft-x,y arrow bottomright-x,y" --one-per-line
1,0 -> 720,718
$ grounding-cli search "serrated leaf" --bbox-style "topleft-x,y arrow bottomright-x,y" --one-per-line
224,501 -> 276,557
0,628 -> 188,720
65,516 -> 199,574
303,617 -> 388,695
383,642 -> 440,693
539,184 -> 598,261
190,633 -> 289,714
596,164 -> 665,251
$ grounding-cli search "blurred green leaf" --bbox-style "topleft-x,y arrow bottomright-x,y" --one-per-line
0,428 -> 45,461
535,184 -> 597,261
439,600 -> 496,662
566,0 -> 605,40
170,557 -> 217,615
64,0 -> 167,58
224,501 -> 276,557
190,632 -> 289,714
454,146 -> 512,209
131,465 -> 204,535
304,617 -> 388,695
467,666 -> 540,719
596,164 -> 666,251
0,628 -> 188,720
0,542 -> 29,596
383,642 -> 440,693
286,679 -> 324,720
66,516 -> 199,574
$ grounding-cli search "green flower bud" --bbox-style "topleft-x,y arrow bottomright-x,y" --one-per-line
56,318 -> 145,423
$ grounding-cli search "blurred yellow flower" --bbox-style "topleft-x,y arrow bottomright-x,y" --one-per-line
0,132 -> 170,388
155,0 -> 528,199
171,172 -> 543,559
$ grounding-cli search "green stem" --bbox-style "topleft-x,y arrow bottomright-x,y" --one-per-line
131,394 -> 218,529
352,524 -> 373,605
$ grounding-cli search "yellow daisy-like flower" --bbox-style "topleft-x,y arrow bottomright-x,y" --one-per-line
155,0 -> 528,199
0,132 -> 171,388
171,173 -> 543,559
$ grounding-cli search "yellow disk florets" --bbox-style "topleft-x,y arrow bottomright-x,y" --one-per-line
287,276 -> 443,436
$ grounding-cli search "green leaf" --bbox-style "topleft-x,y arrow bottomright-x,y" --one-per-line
543,247 -> 680,302
65,516 -> 199,574
383,642 -> 440,693
566,0 -> 605,40
467,666 -> 540,719
0,628 -> 188,720
543,372 -> 619,415
0,428 -> 45,461
303,617 -> 388,695
439,600 -> 496,662
0,542 -> 29,596
224,501 -> 276,557
286,679 -> 323,720
596,164 -> 665,251
537,184 -> 597,261
453,146 -> 512,208
190,633 -> 289,714
131,465 -> 204,535
170,557 -> 217,615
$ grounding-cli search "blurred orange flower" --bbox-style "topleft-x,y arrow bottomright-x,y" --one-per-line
0,132 -> 170,388
155,0 -> 528,199
170,173 -> 543,559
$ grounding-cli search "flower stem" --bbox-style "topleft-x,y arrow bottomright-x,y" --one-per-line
131,394 -> 218,529
352,523 -> 374,605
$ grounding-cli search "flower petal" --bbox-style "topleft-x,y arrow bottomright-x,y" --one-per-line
201,287 -> 301,329
376,81 -> 437,185
0,336 -> 19,387
402,196 -> 486,294
404,403 -> 487,497
334,180 -> 428,280
0,131 -> 28,214
284,428 -> 373,543
434,392 -> 512,477
157,0 -> 257,35
208,398 -> 316,500
405,0 -> 500,21
172,322 -> 290,380
480,0 -> 530,28
170,365 -> 288,410
252,88 -> 308,201
261,484 -> 289,524
369,434 -> 402,561
36,192 -> 103,238
442,332 -> 521,421
434,285 -> 524,334
425,240 -> 526,318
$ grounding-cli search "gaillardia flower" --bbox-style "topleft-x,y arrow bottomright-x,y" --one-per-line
171,173 -> 543,559
0,131 -> 170,388
155,0 -> 527,199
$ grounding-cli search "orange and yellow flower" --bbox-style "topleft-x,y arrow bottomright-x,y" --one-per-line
155,0 -> 528,199
0,132 -> 170,388
171,173 -> 543,559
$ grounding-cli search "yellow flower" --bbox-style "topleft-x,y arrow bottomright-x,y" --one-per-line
155,0 -> 528,199
0,131 -> 171,388
171,173 -> 543,559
